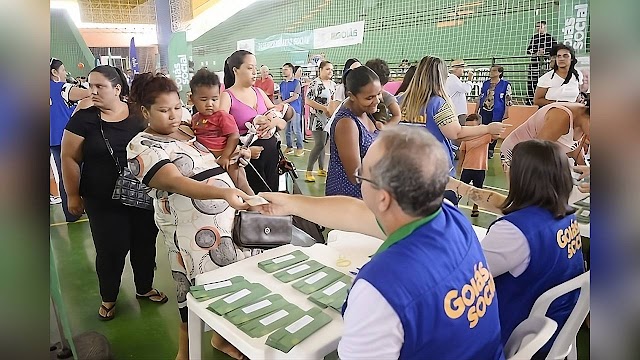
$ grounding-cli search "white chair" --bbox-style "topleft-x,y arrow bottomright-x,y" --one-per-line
534,271 -> 590,360
504,316 -> 558,360
504,271 -> 590,360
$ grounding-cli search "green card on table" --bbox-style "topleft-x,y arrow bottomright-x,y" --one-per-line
291,267 -> 345,295
307,275 -> 352,312
238,303 -> 306,338
258,250 -> 310,273
265,307 -> 333,353
207,283 -> 271,315
190,276 -> 248,301
273,260 -> 324,283
224,294 -> 291,325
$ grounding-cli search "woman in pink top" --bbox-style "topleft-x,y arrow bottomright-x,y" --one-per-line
219,50 -> 288,193
500,96 -> 590,172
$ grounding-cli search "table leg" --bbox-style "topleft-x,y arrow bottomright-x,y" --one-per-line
188,307 -> 203,360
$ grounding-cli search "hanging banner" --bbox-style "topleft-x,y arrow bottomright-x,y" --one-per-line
255,31 -> 313,53
129,37 -> 140,74
559,1 -> 589,54
237,38 -> 256,53
168,31 -> 190,99
313,21 -> 365,49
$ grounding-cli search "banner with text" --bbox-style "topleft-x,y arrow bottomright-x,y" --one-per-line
237,38 -> 256,53
168,31 -> 190,99
313,21 -> 365,49
255,31 -> 313,53
559,0 -> 589,55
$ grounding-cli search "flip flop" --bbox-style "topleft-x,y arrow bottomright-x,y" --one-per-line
136,288 -> 169,304
98,303 -> 116,321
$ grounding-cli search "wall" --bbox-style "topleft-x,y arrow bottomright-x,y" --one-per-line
50,8 -> 96,78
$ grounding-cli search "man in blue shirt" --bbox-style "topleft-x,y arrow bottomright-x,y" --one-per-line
259,126 -> 504,359
280,63 -> 304,156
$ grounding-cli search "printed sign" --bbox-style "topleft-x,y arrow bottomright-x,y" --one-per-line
313,21 -> 365,49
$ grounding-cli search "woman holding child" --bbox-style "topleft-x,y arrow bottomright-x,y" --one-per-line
126,73 -> 251,360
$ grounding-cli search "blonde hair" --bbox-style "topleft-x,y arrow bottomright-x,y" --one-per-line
400,55 -> 454,123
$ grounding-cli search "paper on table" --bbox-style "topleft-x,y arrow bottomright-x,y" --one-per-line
245,196 -> 269,206
242,299 -> 272,314
287,264 -> 310,274
260,309 -> 289,326
204,280 -> 232,291
322,281 -> 347,296
285,315 -> 314,333
224,289 -> 251,304
272,254 -> 295,264
305,271 -> 327,284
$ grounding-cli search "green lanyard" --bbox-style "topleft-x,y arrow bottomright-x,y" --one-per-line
374,208 -> 442,256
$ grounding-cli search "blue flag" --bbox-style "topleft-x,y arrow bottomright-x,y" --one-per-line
129,37 -> 140,74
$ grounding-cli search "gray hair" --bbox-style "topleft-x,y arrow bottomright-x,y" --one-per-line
260,65 -> 269,72
369,126 -> 450,217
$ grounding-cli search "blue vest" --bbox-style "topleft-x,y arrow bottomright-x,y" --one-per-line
479,79 -> 509,121
50,80 -> 76,146
345,203 -> 505,360
397,95 -> 455,176
491,206 -> 584,351
279,79 -> 302,114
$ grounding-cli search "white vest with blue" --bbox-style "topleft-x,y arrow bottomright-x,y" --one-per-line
479,79 -> 509,121
491,206 -> 584,352
343,202 -> 505,360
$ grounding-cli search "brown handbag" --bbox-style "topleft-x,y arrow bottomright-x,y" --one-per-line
232,211 -> 293,249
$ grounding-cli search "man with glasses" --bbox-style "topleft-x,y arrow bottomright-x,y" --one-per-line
258,126 -> 504,359
526,21 -> 557,105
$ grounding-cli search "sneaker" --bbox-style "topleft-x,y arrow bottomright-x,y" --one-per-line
294,149 -> 305,157
284,147 -> 294,155
305,171 -> 316,182
50,195 -> 62,205
317,169 -> 327,177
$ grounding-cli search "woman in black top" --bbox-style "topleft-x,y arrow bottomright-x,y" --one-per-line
61,65 -> 167,320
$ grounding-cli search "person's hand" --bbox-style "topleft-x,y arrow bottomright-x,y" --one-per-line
486,122 -> 511,137
249,146 -> 264,159
68,195 -> 84,216
222,188 -> 250,211
467,70 -> 474,82
322,106 -> 332,116
256,192 -> 294,216
578,182 -> 590,193
255,115 -> 276,138
217,155 -> 231,170
572,165 -> 590,181
238,147 -> 251,161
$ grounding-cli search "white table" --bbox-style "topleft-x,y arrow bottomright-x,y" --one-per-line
569,187 -> 590,238
188,244 -> 365,360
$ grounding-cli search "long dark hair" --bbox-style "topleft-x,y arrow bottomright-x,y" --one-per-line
341,58 -> 360,87
224,50 -> 252,88
551,43 -> 580,85
89,65 -> 130,101
50,58 -> 64,79
129,72 -> 179,117
395,65 -> 416,95
501,140 -> 575,218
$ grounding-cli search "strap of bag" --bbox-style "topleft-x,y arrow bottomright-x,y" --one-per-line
98,116 -> 123,175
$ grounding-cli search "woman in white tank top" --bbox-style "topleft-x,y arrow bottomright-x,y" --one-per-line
500,98 -> 590,171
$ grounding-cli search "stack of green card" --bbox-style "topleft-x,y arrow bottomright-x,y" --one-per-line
207,283 -> 271,315
576,208 -> 590,224
308,275 -> 352,311
257,250 -> 309,273
224,294 -> 291,325
265,307 -> 333,353
238,304 -> 306,338
189,276 -> 248,301
291,267 -> 345,295
273,260 -> 324,283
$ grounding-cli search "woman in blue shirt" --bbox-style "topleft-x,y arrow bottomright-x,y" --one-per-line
50,58 -> 90,221
326,66 -> 381,198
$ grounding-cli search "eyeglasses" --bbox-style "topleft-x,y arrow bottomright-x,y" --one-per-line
354,166 -> 379,186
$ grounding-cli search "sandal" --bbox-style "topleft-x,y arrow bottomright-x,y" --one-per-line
98,303 -> 116,321
136,288 -> 169,304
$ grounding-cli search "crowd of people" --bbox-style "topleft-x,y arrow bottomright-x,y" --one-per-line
50,22 -> 590,358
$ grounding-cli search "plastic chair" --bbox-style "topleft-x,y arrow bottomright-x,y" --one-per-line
532,271 -> 590,360
504,316 -> 558,360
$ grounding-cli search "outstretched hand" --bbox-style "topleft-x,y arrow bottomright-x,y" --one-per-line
487,122 -> 512,137
223,188 -> 251,210
255,192 -> 295,216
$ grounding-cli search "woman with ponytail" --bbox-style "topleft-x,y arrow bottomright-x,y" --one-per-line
534,44 -> 584,106
219,50 -> 292,193
61,65 -> 167,321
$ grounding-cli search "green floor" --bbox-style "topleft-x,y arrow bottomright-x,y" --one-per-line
50,136 -> 589,359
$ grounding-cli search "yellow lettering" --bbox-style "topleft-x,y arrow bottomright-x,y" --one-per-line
568,240 -> 575,259
576,234 -> 582,250
467,306 -> 479,328
485,276 -> 496,306
461,284 -> 476,306
444,290 -> 465,319
476,296 -> 487,318
557,229 -> 567,248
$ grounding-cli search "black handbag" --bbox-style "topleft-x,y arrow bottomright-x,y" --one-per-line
99,119 -> 154,211
232,211 -> 293,249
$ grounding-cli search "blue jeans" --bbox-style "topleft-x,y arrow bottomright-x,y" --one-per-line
50,145 -> 82,222
285,112 -> 303,149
